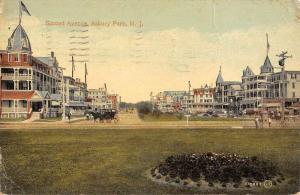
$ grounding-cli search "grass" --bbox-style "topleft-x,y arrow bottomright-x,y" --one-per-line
0,118 -> 26,122
34,117 -> 62,122
142,113 -> 252,122
0,128 -> 299,194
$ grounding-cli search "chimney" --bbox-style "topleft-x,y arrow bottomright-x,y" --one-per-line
51,51 -> 54,58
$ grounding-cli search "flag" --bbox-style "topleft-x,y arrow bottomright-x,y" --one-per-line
20,1 -> 31,16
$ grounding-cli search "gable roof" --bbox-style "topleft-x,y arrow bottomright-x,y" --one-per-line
243,66 -> 255,77
31,91 -> 51,100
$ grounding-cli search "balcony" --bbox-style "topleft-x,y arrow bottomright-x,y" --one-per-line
1,107 -> 28,113
1,73 -> 32,80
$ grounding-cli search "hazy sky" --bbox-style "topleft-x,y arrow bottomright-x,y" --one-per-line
0,0 -> 299,102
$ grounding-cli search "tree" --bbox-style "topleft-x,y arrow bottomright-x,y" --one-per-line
135,101 -> 153,116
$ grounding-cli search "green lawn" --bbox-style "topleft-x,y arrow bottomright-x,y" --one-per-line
0,128 -> 299,194
142,113 -> 251,122
0,118 -> 26,122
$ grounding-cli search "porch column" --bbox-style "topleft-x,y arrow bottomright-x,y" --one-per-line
13,100 -> 16,118
27,99 -> 30,113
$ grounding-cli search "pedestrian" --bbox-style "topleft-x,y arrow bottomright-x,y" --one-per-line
268,117 -> 272,128
67,112 -> 71,122
255,117 -> 259,129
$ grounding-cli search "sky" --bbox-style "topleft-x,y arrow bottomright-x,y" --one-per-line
0,0 -> 300,102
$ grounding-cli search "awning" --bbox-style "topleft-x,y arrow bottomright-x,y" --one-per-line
258,103 -> 281,108
239,99 -> 257,105
66,102 -> 87,107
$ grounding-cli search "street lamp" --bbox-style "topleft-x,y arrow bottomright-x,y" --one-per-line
276,51 -> 292,125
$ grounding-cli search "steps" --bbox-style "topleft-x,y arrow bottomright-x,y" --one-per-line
22,112 -> 41,123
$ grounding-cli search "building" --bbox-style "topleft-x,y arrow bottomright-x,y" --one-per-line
63,76 -> 87,115
269,70 -> 300,106
87,87 -> 119,110
214,67 -> 243,113
151,91 -> 188,113
191,84 -> 215,113
240,55 -> 300,111
0,24 -> 63,119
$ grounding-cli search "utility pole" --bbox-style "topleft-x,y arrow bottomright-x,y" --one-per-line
0,147 -> 2,193
186,81 -> 191,126
276,51 -> 292,126
59,67 -> 66,121
0,76 -> 2,119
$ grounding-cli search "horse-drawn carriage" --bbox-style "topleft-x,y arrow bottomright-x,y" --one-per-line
84,109 -> 118,122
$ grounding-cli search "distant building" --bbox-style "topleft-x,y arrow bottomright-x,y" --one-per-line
240,54 -> 300,111
87,87 -> 119,110
63,76 -> 87,115
214,67 -> 243,113
192,84 -> 215,113
151,91 -> 188,113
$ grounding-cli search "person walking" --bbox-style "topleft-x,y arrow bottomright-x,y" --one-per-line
268,117 -> 272,128
67,112 -> 71,122
255,117 -> 259,129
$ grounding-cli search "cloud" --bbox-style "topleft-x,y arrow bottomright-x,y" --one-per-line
0,13 -> 299,102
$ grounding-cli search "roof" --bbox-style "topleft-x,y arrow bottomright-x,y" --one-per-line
67,102 -> 86,107
243,66 -> 255,77
50,94 -> 62,101
36,57 -> 57,67
163,91 -> 187,96
216,68 -> 224,83
30,91 -> 51,100
262,99 -> 281,103
223,81 -> 241,85
290,102 -> 300,108
1,91 -> 34,100
260,56 -> 274,74
239,99 -> 257,105
7,24 -> 31,53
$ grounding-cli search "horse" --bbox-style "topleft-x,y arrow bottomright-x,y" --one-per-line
88,109 -> 118,123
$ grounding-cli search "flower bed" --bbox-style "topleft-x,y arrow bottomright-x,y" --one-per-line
149,152 -> 285,189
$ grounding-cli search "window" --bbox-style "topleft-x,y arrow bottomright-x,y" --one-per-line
22,100 -> 27,107
293,92 -> 295,98
292,83 -> 295,89
8,53 -> 12,62
15,53 -> 20,62
24,54 -> 27,62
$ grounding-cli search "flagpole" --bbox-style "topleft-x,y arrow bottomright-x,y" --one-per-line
85,63 -> 87,84
19,0 -> 22,24
71,56 -> 74,78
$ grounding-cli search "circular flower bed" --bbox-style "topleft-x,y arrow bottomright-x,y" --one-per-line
149,152 -> 285,189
